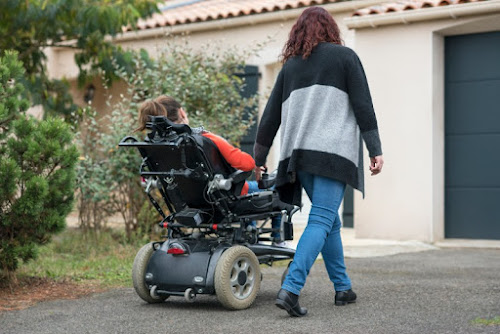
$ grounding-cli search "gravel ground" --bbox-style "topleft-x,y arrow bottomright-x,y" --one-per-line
1,248 -> 499,334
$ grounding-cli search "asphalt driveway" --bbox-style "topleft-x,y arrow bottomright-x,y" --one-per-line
1,248 -> 499,334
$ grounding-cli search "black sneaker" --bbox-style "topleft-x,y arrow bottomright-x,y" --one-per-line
335,289 -> 357,306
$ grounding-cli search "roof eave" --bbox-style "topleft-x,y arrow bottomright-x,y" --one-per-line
345,0 -> 500,29
114,0 -> 391,43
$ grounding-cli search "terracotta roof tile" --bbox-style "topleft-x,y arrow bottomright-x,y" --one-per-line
352,0 -> 486,16
125,0 -> 341,31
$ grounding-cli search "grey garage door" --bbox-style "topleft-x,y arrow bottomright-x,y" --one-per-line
445,31 -> 500,239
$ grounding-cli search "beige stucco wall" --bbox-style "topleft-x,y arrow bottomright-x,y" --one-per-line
351,13 -> 500,242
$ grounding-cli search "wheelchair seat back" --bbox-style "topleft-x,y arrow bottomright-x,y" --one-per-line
119,116 -> 296,241
135,116 -> 244,214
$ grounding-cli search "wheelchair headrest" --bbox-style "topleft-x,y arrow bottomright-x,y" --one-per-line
146,116 -> 192,142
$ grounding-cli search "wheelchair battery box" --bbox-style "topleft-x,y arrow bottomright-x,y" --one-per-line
175,208 -> 205,227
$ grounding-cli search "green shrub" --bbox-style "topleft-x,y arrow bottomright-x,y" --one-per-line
117,40 -> 259,145
0,51 -> 78,280
75,108 -> 116,233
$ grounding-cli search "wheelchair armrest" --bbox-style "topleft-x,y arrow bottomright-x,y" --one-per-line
229,170 -> 252,184
118,136 -> 138,146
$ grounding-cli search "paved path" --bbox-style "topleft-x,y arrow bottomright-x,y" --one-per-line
1,248 -> 499,334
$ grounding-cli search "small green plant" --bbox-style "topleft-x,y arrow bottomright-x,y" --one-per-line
0,51 -> 78,281
75,108 -> 116,233
100,100 -> 147,240
75,88 -> 149,240
471,316 -> 500,326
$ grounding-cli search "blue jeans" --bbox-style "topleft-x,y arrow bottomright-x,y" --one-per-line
247,181 -> 281,239
282,171 -> 351,295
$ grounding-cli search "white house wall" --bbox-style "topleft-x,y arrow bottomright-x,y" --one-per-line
352,14 -> 500,242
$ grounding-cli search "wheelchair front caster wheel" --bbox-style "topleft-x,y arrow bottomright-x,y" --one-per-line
184,288 -> 196,302
150,285 -> 161,300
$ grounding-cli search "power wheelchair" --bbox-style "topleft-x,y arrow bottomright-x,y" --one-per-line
119,116 -> 299,310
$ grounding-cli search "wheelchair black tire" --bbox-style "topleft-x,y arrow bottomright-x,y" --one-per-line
132,242 -> 169,303
214,245 -> 261,310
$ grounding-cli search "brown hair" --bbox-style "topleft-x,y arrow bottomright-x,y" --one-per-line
155,95 -> 182,122
135,100 -> 167,132
281,7 -> 343,63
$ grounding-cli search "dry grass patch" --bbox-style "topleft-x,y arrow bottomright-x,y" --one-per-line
0,277 -> 105,312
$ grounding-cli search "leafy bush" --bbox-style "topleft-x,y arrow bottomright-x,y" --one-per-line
118,41 -> 259,144
0,0 -> 160,120
75,108 -> 115,232
0,51 -> 78,280
100,101 -> 146,239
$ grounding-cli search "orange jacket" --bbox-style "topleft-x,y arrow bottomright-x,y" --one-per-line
202,132 -> 255,195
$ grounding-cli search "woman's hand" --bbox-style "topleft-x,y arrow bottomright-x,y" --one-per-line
254,165 -> 267,181
369,155 -> 384,176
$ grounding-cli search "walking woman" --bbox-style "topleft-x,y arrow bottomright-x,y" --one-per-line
253,7 -> 384,317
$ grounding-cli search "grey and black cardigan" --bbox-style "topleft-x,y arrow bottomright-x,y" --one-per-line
254,42 -> 382,205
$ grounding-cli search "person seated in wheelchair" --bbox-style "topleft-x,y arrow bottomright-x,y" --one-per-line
136,96 -> 291,247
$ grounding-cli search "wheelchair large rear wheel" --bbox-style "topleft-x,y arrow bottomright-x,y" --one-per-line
214,245 -> 261,310
132,242 -> 168,303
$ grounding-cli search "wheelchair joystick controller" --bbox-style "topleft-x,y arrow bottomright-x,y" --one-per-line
258,169 -> 277,189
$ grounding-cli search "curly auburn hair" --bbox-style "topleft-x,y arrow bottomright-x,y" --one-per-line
281,7 -> 343,63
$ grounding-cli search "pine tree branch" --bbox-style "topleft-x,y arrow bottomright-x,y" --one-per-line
0,115 -> 16,128
44,158 -> 61,178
